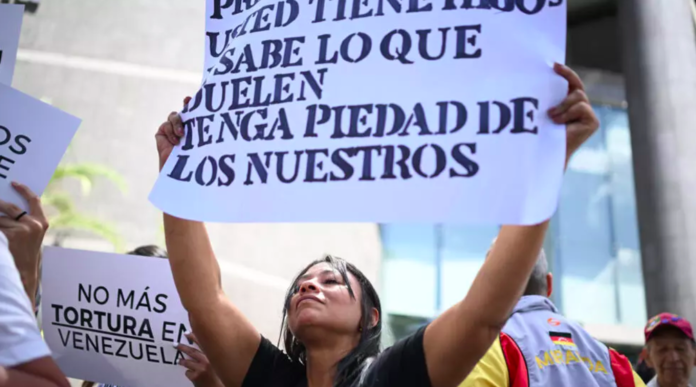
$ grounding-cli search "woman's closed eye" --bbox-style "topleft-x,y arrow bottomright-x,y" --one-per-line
324,279 -> 339,285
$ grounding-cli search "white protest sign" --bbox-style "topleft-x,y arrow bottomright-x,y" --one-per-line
42,247 -> 192,387
0,3 -> 24,85
0,83 -> 80,210
150,0 -> 568,224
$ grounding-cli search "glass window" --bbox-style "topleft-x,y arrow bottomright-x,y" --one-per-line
553,105 -> 646,327
556,115 -> 617,324
602,108 -> 645,326
380,104 -> 647,341
380,224 -> 496,340
440,225 -> 499,311
381,225 -> 437,318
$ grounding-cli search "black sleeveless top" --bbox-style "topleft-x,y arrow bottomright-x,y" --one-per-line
241,326 -> 432,387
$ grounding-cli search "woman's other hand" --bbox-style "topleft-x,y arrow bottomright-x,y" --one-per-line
176,332 -> 225,387
548,63 -> 600,165
155,97 -> 191,170
0,182 -> 48,305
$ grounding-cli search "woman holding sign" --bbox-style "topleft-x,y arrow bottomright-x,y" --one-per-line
154,64 -> 599,387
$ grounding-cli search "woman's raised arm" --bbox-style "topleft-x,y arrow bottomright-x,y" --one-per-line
157,106 -> 261,387
422,64 -> 600,387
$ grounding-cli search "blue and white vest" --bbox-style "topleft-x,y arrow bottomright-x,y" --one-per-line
502,296 -> 621,386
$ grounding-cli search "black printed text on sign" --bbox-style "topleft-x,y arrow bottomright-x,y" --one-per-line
150,0 -> 568,225
0,84 -> 80,211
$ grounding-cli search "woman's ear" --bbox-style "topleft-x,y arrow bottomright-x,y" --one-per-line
369,307 -> 380,329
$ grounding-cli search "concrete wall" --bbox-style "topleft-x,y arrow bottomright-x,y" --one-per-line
11,3 -> 383,385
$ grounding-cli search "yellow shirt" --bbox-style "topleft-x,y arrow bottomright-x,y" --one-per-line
460,337 -> 509,387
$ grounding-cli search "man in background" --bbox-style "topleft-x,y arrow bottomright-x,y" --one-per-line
643,313 -> 696,387
459,245 -> 644,387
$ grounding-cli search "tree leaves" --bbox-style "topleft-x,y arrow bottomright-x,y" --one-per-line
43,163 -> 127,252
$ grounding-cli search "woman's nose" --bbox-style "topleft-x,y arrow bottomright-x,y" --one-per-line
299,280 -> 318,293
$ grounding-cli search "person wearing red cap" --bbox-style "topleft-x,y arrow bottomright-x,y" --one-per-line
644,313 -> 696,387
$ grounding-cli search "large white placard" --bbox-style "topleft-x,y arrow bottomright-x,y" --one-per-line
0,83 -> 80,211
42,247 -> 192,387
0,4 -> 24,85
150,0 -> 568,224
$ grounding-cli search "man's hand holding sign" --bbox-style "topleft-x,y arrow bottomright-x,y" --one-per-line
0,182 -> 69,387
0,182 -> 48,307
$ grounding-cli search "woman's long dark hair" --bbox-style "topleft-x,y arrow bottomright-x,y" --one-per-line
280,255 -> 382,387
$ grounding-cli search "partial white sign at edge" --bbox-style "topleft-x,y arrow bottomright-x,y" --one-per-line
0,83 -> 80,211
0,3 -> 24,86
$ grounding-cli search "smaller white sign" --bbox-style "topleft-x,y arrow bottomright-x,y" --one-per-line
0,83 -> 80,211
42,247 -> 193,387
0,4 -> 24,85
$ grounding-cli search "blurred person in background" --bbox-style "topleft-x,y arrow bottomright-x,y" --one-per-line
643,313 -> 696,387
82,245 -> 224,387
0,182 -> 69,387
636,350 -> 656,384
459,247 -> 645,387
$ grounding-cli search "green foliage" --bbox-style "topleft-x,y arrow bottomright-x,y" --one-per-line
43,163 -> 127,251
48,164 -> 127,196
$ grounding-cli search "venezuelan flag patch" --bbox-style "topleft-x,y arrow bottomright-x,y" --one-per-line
549,331 -> 576,347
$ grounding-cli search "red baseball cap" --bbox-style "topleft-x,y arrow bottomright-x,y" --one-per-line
645,313 -> 694,342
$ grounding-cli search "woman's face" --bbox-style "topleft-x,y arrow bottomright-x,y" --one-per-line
287,262 -> 363,340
